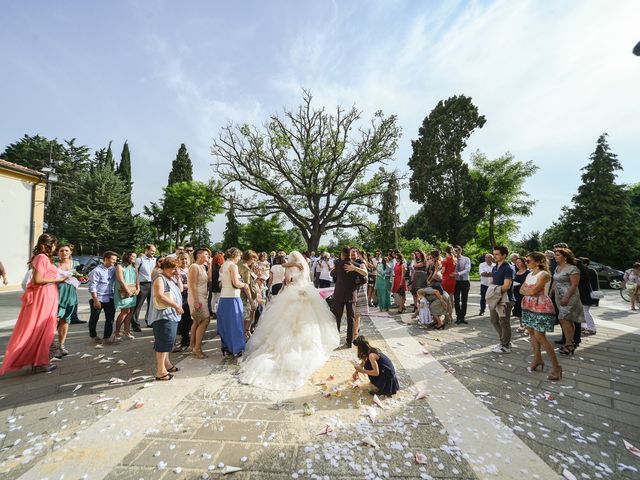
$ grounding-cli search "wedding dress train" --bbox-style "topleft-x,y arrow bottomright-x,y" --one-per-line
238,252 -> 340,390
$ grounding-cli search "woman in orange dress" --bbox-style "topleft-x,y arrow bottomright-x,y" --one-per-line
0,234 -> 68,374
441,245 -> 457,296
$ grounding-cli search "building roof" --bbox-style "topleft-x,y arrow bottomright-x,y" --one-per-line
0,159 -> 47,181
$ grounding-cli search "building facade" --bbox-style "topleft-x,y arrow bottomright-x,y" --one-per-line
0,159 -> 46,290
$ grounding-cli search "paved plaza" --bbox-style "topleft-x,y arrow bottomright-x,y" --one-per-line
0,284 -> 638,479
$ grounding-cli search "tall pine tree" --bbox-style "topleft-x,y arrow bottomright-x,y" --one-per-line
168,143 -> 193,185
556,133 -> 638,267
375,173 -> 400,251
222,203 -> 242,250
116,141 -> 135,240
116,141 -> 132,192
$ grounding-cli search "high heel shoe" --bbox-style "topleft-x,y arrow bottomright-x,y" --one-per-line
547,366 -> 563,381
558,345 -> 575,356
527,360 -> 545,372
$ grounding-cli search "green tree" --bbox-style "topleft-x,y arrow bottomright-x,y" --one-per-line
401,207 -> 440,245
212,90 -> 401,251
408,95 -> 488,245
241,215 -> 305,253
1,135 -> 92,239
222,203 -> 242,250
116,141 -> 132,191
131,216 -> 157,251
553,134 -> 638,267
104,141 -> 115,170
374,173 -> 400,252
116,141 -> 135,240
163,180 -> 224,245
168,143 -> 193,186
67,164 -> 132,254
471,151 -> 539,247
515,231 -> 542,255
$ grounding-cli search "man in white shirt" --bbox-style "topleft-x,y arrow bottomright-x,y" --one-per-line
131,244 -> 157,331
316,252 -> 334,288
478,253 -> 494,316
454,245 -> 471,324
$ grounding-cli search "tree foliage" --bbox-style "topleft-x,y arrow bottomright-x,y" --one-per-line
163,180 -> 224,245
1,134 -> 92,240
471,151 -> 539,247
374,173 -> 400,252
221,203 -> 242,250
408,95 -> 487,245
240,215 -> 306,253
67,164 -> 132,254
546,134 -> 638,268
168,143 -> 193,186
515,231 -> 542,255
401,207 -> 440,245
211,90 -> 401,251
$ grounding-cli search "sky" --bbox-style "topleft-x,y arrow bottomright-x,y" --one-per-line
1,0 -> 639,244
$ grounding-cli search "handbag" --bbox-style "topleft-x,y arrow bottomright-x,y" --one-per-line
522,292 -> 556,315
153,278 -> 177,310
590,290 -> 604,299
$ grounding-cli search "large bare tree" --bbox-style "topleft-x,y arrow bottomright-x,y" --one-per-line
211,91 -> 401,251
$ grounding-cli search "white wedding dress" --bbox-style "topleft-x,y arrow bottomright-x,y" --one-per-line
238,251 -> 340,390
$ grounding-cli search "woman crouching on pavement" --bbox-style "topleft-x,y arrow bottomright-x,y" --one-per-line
351,335 -> 399,396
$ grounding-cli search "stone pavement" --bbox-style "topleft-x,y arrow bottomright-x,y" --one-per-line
0,284 -> 638,479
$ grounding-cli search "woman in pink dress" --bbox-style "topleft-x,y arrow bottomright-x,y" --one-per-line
0,234 -> 67,374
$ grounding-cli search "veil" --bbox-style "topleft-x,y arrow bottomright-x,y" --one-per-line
288,251 -> 310,285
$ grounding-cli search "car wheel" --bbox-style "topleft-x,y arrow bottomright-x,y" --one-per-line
609,278 -> 623,289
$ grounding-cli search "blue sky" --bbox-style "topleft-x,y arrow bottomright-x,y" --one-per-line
2,0 -> 639,244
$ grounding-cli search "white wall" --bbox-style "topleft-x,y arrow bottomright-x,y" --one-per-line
0,174 -> 33,287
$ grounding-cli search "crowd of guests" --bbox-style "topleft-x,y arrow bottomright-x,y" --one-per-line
0,233 -> 635,391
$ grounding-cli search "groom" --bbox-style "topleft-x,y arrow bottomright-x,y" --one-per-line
331,247 -> 359,348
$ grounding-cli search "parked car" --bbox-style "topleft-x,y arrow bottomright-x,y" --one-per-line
589,261 -> 624,289
80,257 -> 102,276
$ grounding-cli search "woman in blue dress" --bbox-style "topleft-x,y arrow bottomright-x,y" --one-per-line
352,335 -> 400,396
217,248 -> 251,358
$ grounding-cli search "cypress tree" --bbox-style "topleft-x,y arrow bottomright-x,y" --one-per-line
168,143 -> 193,185
116,141 -> 132,191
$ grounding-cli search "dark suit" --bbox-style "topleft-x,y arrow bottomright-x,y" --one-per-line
331,259 -> 359,346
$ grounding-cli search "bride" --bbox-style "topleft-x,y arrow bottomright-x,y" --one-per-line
238,251 -> 340,390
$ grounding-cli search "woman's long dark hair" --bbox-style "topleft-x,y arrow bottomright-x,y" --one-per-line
353,335 -> 380,360
30,233 -> 57,264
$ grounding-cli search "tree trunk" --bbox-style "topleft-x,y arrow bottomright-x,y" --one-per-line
308,232 -> 321,253
488,210 -> 496,249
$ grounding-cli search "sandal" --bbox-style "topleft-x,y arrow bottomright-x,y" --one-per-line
167,365 -> 180,373
558,345 -> 575,356
155,373 -> 174,381
194,350 -> 208,359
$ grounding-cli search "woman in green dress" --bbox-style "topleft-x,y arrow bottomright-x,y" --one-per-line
113,252 -> 139,340
374,255 -> 393,312
53,244 -> 80,358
